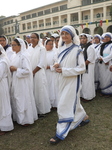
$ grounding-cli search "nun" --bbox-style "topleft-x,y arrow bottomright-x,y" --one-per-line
10,38 -> 38,126
80,33 -> 96,101
0,35 -> 15,61
50,25 -> 89,144
0,45 -> 14,135
92,34 -> 102,90
97,32 -> 112,97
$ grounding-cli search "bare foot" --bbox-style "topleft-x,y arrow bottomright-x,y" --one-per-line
83,115 -> 89,121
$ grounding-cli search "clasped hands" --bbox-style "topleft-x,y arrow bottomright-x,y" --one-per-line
53,63 -> 62,73
10,66 -> 17,72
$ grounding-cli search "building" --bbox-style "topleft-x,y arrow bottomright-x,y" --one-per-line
0,0 -> 112,42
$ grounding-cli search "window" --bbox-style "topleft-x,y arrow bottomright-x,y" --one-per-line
46,22 -> 51,26
44,9 -> 50,14
21,16 -> 25,20
11,20 -> 13,23
4,22 -> 6,25
38,11 -> 43,16
93,0 -> 104,3
52,7 -> 58,13
26,15 -> 31,19
82,0 -> 91,5
60,5 -> 67,11
32,13 -> 37,18
85,15 -> 88,20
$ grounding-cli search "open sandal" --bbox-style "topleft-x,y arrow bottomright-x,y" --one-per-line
50,136 -> 61,144
79,119 -> 90,127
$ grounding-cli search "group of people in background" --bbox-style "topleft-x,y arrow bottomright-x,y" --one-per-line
0,25 -> 112,144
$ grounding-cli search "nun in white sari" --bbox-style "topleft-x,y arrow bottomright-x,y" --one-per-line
80,34 -> 96,101
50,25 -> 89,144
10,38 -> 38,126
28,33 -> 51,116
0,45 -> 14,135
97,32 -> 112,96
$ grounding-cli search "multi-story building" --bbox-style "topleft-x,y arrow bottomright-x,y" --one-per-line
0,0 -> 112,42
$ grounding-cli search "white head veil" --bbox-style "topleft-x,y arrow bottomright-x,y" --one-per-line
58,25 -> 80,47
16,38 -> 26,53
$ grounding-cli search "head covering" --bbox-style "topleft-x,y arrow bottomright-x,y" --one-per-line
44,38 -> 51,47
51,33 -> 59,38
26,35 -> 30,38
58,25 -> 80,47
103,32 -> 112,40
93,34 -> 101,40
16,38 -> 26,53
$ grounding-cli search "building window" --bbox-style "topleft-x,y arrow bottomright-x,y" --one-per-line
26,15 -> 31,19
46,22 -> 51,26
93,0 -> 104,3
21,16 -> 25,20
4,22 -> 6,25
85,15 -> 88,20
82,0 -> 91,5
60,5 -> 67,11
38,11 -> 43,16
44,9 -> 50,14
11,20 -> 13,23
32,13 -> 37,18
52,7 -> 59,13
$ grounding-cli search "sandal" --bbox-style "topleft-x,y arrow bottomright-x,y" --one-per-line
50,136 -> 61,144
79,119 -> 90,127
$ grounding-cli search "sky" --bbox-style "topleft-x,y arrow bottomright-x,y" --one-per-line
0,0 -> 61,17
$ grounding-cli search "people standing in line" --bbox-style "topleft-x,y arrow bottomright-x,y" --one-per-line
45,39 -> 58,109
10,38 -> 38,126
50,25 -> 90,144
0,45 -> 14,135
28,33 -> 51,118
80,34 -> 96,102
97,32 -> 112,97
0,35 -> 15,61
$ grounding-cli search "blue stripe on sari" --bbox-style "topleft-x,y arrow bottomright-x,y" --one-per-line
58,44 -> 79,63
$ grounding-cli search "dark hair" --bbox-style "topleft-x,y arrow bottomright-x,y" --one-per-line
0,35 -> 6,40
31,33 -> 39,39
80,35 -> 87,38
55,36 -> 60,41
46,39 -> 53,45
24,40 -> 28,48
13,39 -> 21,46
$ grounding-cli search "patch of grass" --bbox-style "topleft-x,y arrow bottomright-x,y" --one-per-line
0,92 -> 112,150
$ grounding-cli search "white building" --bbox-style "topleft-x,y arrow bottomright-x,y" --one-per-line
0,0 -> 112,42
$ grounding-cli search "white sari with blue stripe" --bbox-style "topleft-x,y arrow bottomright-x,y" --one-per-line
56,43 -> 87,140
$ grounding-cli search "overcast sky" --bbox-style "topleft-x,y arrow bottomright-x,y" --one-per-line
0,0 -> 61,17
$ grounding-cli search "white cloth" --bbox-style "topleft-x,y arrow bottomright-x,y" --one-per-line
28,45 -> 51,114
45,49 -> 58,107
97,43 -> 112,94
6,47 -> 16,61
0,53 -> 14,131
56,43 -> 87,140
92,43 -> 101,90
10,51 -> 38,125
81,45 -> 96,100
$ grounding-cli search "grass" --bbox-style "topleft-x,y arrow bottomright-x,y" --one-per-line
0,92 -> 112,150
